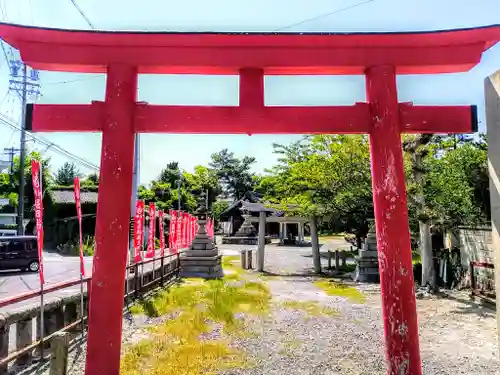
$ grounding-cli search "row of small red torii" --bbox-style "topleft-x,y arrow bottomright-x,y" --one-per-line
29,158 -> 215,286
132,199 -> 215,263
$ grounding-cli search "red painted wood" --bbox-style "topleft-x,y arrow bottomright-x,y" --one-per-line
134,104 -> 371,134
399,104 -> 477,133
239,68 -> 264,108
0,23 -> 498,74
31,102 -> 104,132
84,65 -> 137,375
366,65 -> 422,375
29,101 -> 476,135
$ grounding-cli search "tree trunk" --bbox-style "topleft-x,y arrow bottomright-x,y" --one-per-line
310,216 -> 321,274
419,220 -> 433,287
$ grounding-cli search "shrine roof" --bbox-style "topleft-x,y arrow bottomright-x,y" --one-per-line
0,22 -> 499,75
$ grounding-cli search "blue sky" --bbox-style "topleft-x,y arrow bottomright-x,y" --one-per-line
0,0 -> 499,184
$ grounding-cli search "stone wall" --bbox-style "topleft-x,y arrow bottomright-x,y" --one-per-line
457,226 -> 495,290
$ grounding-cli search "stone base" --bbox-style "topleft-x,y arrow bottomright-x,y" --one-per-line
179,255 -> 223,279
184,249 -> 219,257
354,268 -> 380,282
222,236 -> 260,245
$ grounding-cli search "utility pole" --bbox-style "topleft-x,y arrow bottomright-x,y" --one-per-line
17,64 -> 28,235
8,58 -> 41,235
129,134 -> 140,263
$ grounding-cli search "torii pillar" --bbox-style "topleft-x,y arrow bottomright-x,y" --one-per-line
1,22 -> 498,375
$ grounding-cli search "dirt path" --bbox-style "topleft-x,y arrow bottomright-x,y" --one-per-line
225,247 -> 500,375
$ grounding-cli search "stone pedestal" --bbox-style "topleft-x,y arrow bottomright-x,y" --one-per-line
179,216 -> 223,279
222,214 -> 260,245
355,220 -> 380,282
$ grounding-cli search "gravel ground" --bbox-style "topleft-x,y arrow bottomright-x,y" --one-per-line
224,246 -> 500,375
14,245 -> 500,375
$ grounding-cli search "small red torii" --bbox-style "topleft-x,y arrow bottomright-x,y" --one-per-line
1,22 -> 499,375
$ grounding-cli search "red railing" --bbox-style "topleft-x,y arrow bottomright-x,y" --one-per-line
0,251 -> 181,373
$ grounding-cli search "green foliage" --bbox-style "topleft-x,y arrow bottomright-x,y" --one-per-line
54,162 -> 81,186
211,199 -> 230,220
423,139 -> 488,226
209,148 -> 256,199
56,235 -> 95,256
260,135 -> 373,240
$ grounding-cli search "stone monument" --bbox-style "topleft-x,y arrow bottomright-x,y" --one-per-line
354,219 -> 380,282
222,208 -> 259,245
179,200 -> 223,279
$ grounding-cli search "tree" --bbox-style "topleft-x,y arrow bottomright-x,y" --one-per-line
183,165 -> 220,209
209,149 -> 256,199
403,134 -> 435,290
82,172 -> 99,186
158,162 -> 182,186
211,199 -> 230,220
261,135 -> 373,246
54,162 -> 81,186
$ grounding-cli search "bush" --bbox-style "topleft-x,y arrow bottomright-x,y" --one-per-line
57,236 -> 95,256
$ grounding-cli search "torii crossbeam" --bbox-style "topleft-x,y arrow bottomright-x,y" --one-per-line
1,22 -> 499,375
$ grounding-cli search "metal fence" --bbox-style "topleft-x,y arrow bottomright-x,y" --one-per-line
0,251 -> 181,374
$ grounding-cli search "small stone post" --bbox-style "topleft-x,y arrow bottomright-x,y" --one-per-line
257,211 -> 266,272
49,332 -> 70,375
310,216 -> 321,273
15,319 -> 33,365
0,318 -> 9,374
485,69 -> 500,355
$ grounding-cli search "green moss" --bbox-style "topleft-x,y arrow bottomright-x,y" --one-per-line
313,280 -> 366,304
121,274 -> 270,375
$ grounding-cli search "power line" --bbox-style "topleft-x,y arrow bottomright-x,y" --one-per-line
45,75 -> 103,85
274,0 -> 378,32
0,113 -> 100,171
68,0 -> 95,29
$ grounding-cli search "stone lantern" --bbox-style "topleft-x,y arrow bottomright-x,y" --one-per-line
178,198 -> 223,279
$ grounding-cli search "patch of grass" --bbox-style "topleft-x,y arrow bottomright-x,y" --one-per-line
222,255 -> 246,277
121,275 -> 271,375
224,272 -> 241,281
412,251 -> 421,265
281,300 -> 339,317
279,337 -> 303,356
222,255 -> 240,267
313,280 -> 366,304
121,336 -> 248,375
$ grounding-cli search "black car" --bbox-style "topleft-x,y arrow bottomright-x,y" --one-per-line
0,236 -> 40,272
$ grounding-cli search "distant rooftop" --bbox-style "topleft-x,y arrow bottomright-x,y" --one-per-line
51,189 -> 98,205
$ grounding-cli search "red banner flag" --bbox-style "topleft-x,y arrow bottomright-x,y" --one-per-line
159,210 -> 165,256
73,177 -> 85,276
146,202 -> 156,258
176,210 -> 182,251
133,200 -> 145,263
31,160 -> 45,284
168,210 -> 175,251
170,210 -> 178,253
189,214 -> 194,245
192,215 -> 196,242
182,212 -> 189,247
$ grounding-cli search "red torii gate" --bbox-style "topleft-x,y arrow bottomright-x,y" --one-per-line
1,22 -> 499,375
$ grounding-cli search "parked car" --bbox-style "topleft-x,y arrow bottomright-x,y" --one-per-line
0,236 -> 39,272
